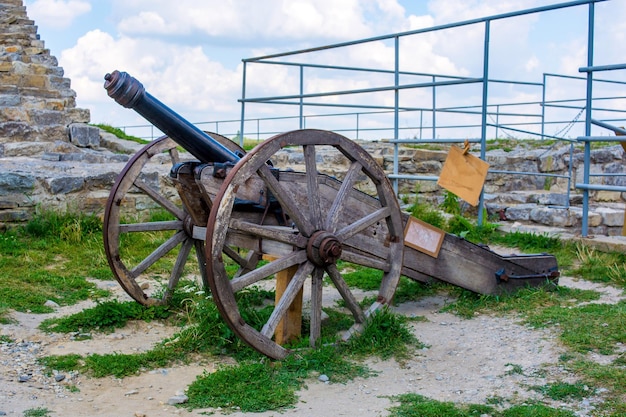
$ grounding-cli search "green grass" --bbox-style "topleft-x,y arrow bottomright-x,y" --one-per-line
531,381 -> 593,400
93,123 -> 148,145
441,284 -> 600,319
186,361 -> 300,412
568,358 -> 626,416
347,307 -> 425,363
387,394 -> 579,417
0,210 -> 111,319
22,408 -> 52,417
39,300 -> 173,334
526,301 -> 625,354
387,393 -> 495,417
5,208 -> 626,415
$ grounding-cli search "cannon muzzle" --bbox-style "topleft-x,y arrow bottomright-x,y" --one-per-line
104,70 -> 240,164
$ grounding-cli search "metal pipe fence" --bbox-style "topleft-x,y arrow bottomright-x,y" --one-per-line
115,0 -> 625,235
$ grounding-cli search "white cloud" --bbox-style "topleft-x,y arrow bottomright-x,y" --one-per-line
26,0 -> 91,29
525,56 -> 540,72
46,0 -> 624,138
59,29 -> 242,126
113,0 -> 375,44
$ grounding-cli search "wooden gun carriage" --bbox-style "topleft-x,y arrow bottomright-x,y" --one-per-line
103,70 -> 559,360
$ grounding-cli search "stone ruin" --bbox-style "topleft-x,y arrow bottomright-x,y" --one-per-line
0,0 -> 625,237
0,0 -> 130,225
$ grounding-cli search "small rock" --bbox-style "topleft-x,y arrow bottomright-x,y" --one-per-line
125,390 -> 139,396
44,300 -> 60,308
318,374 -> 329,383
54,374 -> 66,382
134,413 -> 146,417
18,374 -> 31,383
167,394 -> 189,405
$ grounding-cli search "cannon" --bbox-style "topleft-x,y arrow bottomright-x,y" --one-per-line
103,70 -> 559,360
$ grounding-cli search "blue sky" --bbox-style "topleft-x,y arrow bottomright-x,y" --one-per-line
23,0 -> 626,140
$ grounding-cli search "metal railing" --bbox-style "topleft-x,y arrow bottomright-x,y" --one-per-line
115,0 -> 626,235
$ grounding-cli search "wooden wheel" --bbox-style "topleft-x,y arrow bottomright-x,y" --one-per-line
104,133 -> 243,306
205,129 -> 404,359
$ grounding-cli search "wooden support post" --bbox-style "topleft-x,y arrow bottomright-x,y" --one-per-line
263,255 -> 303,345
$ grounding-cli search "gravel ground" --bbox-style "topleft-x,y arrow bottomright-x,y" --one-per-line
0,275 -> 623,417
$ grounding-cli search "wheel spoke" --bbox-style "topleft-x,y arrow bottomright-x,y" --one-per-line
162,237 -> 193,303
304,145 -> 323,230
233,251 -> 261,279
309,267 -> 324,347
340,247 -> 391,271
326,264 -> 366,324
168,147 -> 180,165
119,220 -> 183,233
130,230 -> 186,277
134,177 -> 186,220
230,250 -> 308,292
334,207 -> 390,241
325,160 -> 362,232
194,240 -> 208,288
257,164 -> 315,237
229,219 -> 307,248
261,261 -> 313,338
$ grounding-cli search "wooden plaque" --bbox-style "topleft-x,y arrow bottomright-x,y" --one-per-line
404,216 -> 445,258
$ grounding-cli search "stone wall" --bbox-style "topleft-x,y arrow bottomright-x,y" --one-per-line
0,0 -> 92,157
0,0 -> 104,223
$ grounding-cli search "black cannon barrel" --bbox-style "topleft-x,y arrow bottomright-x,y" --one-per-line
103,70 -> 240,164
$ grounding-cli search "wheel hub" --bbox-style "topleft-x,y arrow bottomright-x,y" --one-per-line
182,214 -> 195,237
307,230 -> 342,266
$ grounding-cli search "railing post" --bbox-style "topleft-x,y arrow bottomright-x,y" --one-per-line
581,1 -> 596,237
431,75 -> 436,140
239,61 -> 247,147
393,35 -> 400,194
299,65 -> 304,130
478,20 -> 491,227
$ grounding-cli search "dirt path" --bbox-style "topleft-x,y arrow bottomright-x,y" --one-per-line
0,276 -> 622,417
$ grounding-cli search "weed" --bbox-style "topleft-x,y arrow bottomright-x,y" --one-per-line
186,343 -> 371,413
22,408 -> 52,417
442,285 -> 599,319
440,191 -> 462,215
85,347 -> 177,378
39,354 -> 83,374
39,300 -> 173,334
393,277 -> 438,304
501,403 -> 576,417
447,215 -> 498,242
526,301 -> 625,354
569,359 -> 626,415
387,393 -> 495,417
186,361 -> 299,412
347,307 -> 424,363
340,265 -> 382,291
409,201 -> 447,229
93,123 -> 148,144
504,363 -> 525,376
493,230 -> 562,252
532,381 -> 592,400
0,210 -> 110,320
572,244 -> 626,289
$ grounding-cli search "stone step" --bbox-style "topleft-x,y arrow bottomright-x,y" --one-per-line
484,191 -> 625,236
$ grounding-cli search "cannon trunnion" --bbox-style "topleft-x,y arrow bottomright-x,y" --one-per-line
102,71 -> 559,360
